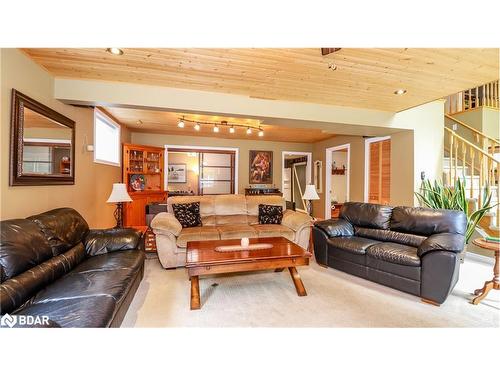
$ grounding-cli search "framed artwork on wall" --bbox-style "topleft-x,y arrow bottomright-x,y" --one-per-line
249,150 -> 273,184
168,163 -> 187,183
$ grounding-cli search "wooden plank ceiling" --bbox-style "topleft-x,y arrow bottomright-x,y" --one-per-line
23,48 -> 499,112
101,107 -> 333,143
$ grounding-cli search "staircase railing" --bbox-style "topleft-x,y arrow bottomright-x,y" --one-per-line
445,128 -> 499,226
445,80 -> 499,114
445,114 -> 500,158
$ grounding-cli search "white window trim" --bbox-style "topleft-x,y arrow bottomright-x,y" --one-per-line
363,136 -> 391,203
325,144 -> 350,219
164,144 -> 239,193
24,138 -> 72,144
94,109 -> 121,167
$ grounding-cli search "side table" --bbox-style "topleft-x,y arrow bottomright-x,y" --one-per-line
471,238 -> 500,305
130,225 -> 157,253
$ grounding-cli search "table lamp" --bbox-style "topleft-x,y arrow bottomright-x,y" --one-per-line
302,184 -> 320,218
107,183 -> 132,228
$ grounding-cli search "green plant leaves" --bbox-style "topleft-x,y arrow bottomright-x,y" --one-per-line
415,178 -> 498,244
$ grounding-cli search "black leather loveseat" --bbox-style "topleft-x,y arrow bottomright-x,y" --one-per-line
0,208 -> 145,327
313,202 -> 466,305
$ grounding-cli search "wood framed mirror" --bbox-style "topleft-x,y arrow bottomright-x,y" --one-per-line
9,89 -> 75,186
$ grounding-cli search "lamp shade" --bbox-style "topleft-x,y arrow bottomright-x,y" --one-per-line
302,184 -> 320,200
107,183 -> 132,203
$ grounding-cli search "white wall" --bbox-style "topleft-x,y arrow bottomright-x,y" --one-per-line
390,100 -> 445,205
0,48 -> 129,227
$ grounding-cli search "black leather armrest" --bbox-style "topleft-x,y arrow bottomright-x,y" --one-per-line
314,218 -> 354,238
418,233 -> 465,257
84,228 -> 143,256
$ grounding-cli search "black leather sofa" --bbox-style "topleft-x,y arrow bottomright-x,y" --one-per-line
0,208 -> 145,327
313,202 -> 466,305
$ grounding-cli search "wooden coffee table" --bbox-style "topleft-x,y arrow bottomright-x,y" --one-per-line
186,237 -> 311,310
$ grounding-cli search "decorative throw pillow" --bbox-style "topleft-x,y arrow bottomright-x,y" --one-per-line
258,204 -> 283,225
172,202 -> 202,228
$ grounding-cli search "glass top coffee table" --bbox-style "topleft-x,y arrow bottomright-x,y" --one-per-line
185,237 -> 311,310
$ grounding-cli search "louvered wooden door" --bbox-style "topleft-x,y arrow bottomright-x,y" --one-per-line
368,139 -> 391,205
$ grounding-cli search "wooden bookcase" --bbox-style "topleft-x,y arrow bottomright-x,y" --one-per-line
122,143 -> 167,227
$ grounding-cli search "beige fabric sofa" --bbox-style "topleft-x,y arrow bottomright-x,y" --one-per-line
151,194 -> 312,268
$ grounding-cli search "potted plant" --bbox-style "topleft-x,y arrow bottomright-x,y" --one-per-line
415,179 -> 497,245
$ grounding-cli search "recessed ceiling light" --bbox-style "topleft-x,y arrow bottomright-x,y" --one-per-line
328,62 -> 338,71
394,89 -> 407,95
106,48 -> 123,55
194,123 -> 201,131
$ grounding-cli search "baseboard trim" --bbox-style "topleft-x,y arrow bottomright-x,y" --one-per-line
465,252 -> 494,265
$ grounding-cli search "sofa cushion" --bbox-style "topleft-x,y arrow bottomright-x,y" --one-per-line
217,225 -> 257,240
366,256 -> 421,281
327,237 -> 380,265
0,219 -> 53,280
341,202 -> 393,230
31,266 -> 137,306
328,236 -> 381,255
28,208 -> 89,255
247,215 -> 259,225
201,215 -> 216,226
258,204 -> 283,224
15,295 -> 117,328
354,227 -> 427,248
176,227 -> 220,248
84,228 -> 142,256
71,250 -> 144,274
366,242 -> 420,267
252,224 -> 294,241
0,243 -> 86,315
390,206 -> 466,236
214,194 -> 247,216
172,202 -> 202,228
215,214 -> 249,226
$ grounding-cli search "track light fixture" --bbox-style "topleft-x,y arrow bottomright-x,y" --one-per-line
176,116 -> 264,136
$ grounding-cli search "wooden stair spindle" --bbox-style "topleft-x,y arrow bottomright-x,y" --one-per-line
449,132 -> 454,185
470,148 -> 475,198
479,153 -> 484,207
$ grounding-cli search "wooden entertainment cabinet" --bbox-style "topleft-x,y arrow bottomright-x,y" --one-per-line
122,143 -> 167,227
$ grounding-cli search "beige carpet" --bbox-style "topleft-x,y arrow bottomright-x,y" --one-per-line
122,255 -> 500,327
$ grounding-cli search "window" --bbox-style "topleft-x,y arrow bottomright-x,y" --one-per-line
94,110 -> 121,166
199,151 -> 235,195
